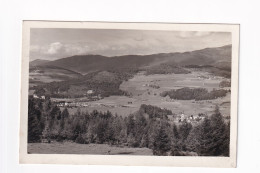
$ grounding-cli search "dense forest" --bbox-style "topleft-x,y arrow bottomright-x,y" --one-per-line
28,97 -> 230,156
144,64 -> 190,75
161,87 -> 229,101
184,65 -> 231,78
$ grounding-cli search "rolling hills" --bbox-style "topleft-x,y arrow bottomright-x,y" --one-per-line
33,45 -> 231,75
29,45 -> 232,98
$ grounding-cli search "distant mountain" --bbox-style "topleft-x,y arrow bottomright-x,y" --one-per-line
41,55 -> 110,74
37,45 -> 231,74
30,59 -> 50,67
173,45 -> 232,69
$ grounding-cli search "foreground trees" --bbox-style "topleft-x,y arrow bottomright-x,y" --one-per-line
152,121 -> 171,155
186,106 -> 230,156
28,97 -> 230,156
28,99 -> 42,142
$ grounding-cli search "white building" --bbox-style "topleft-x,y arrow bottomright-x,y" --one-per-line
180,113 -> 185,122
87,90 -> 94,94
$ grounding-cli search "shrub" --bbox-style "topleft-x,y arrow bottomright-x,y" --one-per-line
75,134 -> 87,144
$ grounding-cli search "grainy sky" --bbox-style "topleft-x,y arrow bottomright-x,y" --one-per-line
30,28 -> 231,61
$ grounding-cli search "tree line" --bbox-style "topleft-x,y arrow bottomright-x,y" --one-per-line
145,64 -> 190,75
219,80 -> 231,88
161,87 -> 229,101
28,97 -> 230,156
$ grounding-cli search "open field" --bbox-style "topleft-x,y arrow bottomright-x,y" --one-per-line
29,66 -> 81,85
120,70 -> 226,93
65,70 -> 230,117
28,142 -> 153,155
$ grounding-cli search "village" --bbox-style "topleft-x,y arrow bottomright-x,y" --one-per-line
28,69 -> 230,128
167,113 -> 207,125
31,89 -> 210,126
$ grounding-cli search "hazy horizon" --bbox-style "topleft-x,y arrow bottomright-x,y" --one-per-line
30,28 -> 231,61
30,44 -> 232,62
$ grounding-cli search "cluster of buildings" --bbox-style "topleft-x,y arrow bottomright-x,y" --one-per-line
167,113 -> 206,124
56,102 -> 89,108
33,94 -> 45,100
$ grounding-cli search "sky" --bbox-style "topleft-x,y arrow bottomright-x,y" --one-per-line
29,28 -> 231,61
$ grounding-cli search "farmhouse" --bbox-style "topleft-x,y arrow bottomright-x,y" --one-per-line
57,103 -> 64,107
33,93 -> 45,100
180,113 -> 185,122
87,90 -> 94,95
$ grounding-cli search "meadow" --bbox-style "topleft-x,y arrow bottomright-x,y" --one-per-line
28,142 -> 153,155
66,70 -> 231,117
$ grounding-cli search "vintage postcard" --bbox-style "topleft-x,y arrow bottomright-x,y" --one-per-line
20,21 -> 239,167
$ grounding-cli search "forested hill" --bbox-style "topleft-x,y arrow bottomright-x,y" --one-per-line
34,45 -> 231,74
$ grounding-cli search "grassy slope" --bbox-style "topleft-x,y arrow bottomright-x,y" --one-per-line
28,142 -> 153,155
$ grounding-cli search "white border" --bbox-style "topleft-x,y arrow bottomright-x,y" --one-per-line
19,21 -> 239,167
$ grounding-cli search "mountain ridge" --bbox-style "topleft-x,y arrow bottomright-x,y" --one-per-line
31,44 -> 231,74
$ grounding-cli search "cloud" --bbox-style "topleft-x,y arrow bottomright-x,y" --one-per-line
64,44 -> 90,55
178,31 -> 212,38
29,29 -> 231,61
47,42 -> 63,54
194,32 -> 212,37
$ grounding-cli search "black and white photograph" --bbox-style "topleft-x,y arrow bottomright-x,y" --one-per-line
19,21 -> 239,167
5,0 -> 260,172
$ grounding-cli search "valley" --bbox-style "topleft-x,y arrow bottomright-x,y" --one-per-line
27,44 -> 232,156
29,45 -> 232,121
58,70 -> 230,118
